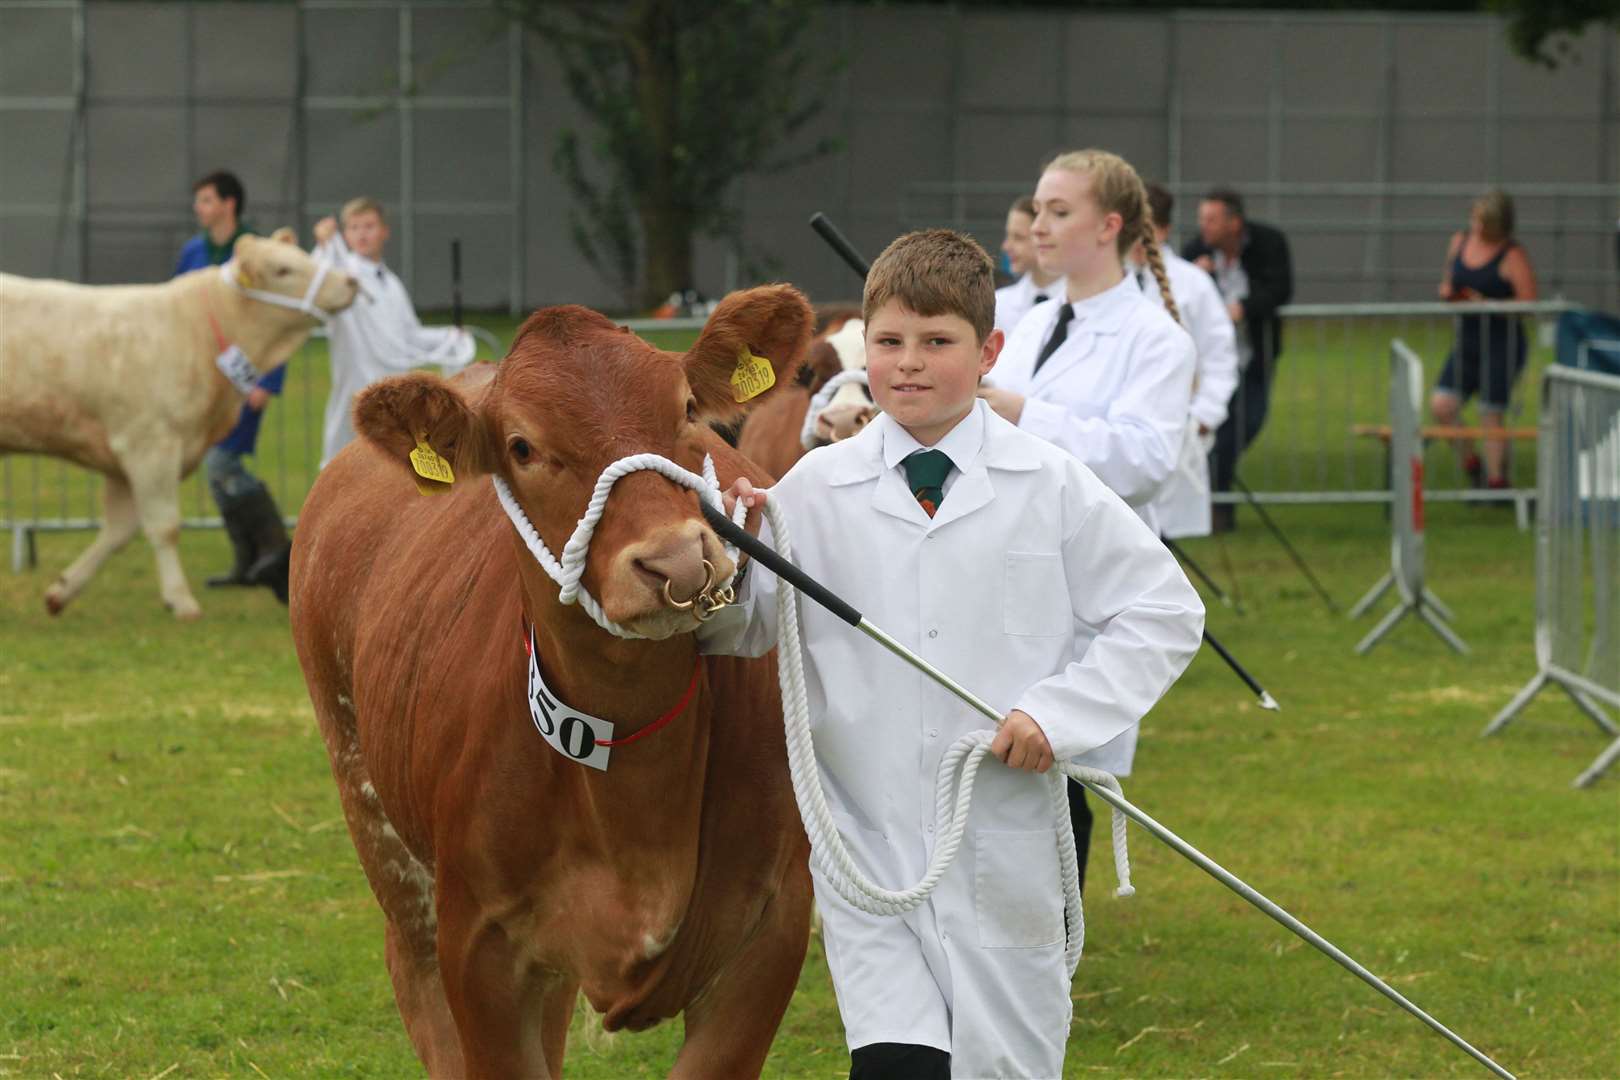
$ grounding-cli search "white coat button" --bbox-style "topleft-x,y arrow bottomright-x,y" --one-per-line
928,728 -> 939,738
926,822 -> 934,833
927,629 -> 938,639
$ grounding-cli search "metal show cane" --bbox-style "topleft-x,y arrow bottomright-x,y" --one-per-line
1231,474 -> 1339,613
808,210 -> 1281,712
700,500 -> 1512,1080
451,238 -> 464,329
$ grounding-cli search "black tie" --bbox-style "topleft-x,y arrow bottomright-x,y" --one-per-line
1033,303 -> 1075,375
1033,292 -> 1048,305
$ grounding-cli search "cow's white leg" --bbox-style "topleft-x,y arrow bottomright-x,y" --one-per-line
122,440 -> 202,619
43,474 -> 141,616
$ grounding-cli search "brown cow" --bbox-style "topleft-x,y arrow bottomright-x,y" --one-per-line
289,286 -> 815,1077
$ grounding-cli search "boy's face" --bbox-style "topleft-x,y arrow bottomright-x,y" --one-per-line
865,300 -> 1002,447
343,210 -> 389,260
192,186 -> 233,231
1001,209 -> 1036,276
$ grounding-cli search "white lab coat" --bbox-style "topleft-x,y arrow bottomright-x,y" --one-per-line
702,402 -> 1203,1078
992,275 -> 1197,538
1135,247 -> 1240,539
313,234 -> 475,466
993,272 -> 1065,335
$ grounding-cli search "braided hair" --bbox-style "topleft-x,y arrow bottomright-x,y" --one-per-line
1044,149 -> 1181,326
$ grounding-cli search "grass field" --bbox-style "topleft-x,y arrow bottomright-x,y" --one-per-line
2,314 -> 1616,1078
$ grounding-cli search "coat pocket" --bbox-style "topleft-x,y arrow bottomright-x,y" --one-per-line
973,828 -> 1063,948
1003,551 -> 1070,637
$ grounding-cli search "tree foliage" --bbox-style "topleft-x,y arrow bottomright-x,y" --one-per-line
500,0 -> 836,309
1488,0 -> 1620,67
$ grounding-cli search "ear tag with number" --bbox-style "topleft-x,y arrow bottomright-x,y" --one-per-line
409,433 -> 454,496
730,347 -> 776,403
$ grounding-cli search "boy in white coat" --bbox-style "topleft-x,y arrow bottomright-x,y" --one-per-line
312,198 -> 474,466
704,230 -> 1204,1079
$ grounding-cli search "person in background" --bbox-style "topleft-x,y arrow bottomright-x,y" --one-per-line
176,169 -> 292,603
1431,189 -> 1539,490
1182,188 -> 1293,532
1134,183 -> 1240,540
312,197 -> 474,467
994,195 -> 1065,334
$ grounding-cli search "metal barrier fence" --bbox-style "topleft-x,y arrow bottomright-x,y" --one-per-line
0,299 -> 1590,558
1349,339 -> 1467,656
1483,364 -> 1620,788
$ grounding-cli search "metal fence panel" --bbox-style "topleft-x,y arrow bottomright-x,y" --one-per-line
1485,364 -> 1620,787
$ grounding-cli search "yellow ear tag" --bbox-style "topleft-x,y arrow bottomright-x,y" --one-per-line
730,348 -> 776,403
409,434 -> 455,496
235,265 -> 254,288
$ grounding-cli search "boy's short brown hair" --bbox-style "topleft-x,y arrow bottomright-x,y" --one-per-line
862,229 -> 996,343
340,196 -> 386,226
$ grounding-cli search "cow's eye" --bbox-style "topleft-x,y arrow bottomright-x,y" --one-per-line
509,437 -> 531,463
685,397 -> 698,423
276,268 -> 289,276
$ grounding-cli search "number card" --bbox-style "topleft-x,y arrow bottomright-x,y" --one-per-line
730,348 -> 776,403
527,628 -> 614,771
213,344 -> 260,396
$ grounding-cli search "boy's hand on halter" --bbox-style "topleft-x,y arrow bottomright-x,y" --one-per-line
991,709 -> 1054,773
313,216 -> 338,245
721,477 -> 766,519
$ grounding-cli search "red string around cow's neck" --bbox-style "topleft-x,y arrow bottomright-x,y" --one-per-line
522,619 -> 702,748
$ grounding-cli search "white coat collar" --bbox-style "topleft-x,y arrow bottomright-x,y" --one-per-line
829,399 -> 1043,492
1063,273 -> 1137,337
1025,275 -> 1140,393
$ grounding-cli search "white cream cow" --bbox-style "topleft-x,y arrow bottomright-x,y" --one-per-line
803,316 -> 873,445
0,232 -> 358,618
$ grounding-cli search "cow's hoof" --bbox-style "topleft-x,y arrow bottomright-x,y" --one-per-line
43,590 -> 66,616
165,598 -> 204,621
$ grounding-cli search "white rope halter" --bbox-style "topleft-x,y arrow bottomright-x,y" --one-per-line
492,453 -> 747,640
758,493 -> 1133,976
799,368 -> 873,451
219,258 -> 338,323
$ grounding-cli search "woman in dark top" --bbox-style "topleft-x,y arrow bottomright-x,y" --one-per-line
1431,189 -> 1539,489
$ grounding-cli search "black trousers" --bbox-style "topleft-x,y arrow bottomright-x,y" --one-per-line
850,1041 -> 950,1079
1068,777 -> 1093,895
1211,352 -> 1276,494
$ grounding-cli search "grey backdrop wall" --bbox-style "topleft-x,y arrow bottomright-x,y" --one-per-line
2,1 -> 1616,311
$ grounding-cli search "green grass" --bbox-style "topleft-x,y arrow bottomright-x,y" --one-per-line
2,316 -> 1615,1078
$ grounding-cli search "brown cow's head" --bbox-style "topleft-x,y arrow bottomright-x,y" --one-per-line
355,285 -> 812,640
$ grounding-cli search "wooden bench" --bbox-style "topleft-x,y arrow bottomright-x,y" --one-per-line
1350,423 -> 1538,442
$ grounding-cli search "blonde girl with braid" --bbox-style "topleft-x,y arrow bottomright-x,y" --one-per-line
982,149 -> 1196,533
980,150 -> 1199,889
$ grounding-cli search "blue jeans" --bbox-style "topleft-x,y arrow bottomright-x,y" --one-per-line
204,446 -> 266,508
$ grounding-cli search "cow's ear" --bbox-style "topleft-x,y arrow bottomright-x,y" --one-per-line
232,235 -> 263,287
353,371 -> 499,482
683,284 -> 813,421
269,227 -> 297,245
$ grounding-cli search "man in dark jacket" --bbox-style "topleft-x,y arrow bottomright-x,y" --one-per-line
1182,189 -> 1293,531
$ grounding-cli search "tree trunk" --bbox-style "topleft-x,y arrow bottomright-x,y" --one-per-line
630,0 -> 693,310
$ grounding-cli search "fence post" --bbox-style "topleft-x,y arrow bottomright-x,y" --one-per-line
1352,339 -> 1469,655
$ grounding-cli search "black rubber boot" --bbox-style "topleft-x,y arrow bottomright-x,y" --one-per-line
207,491 -> 260,587
238,486 -> 292,606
